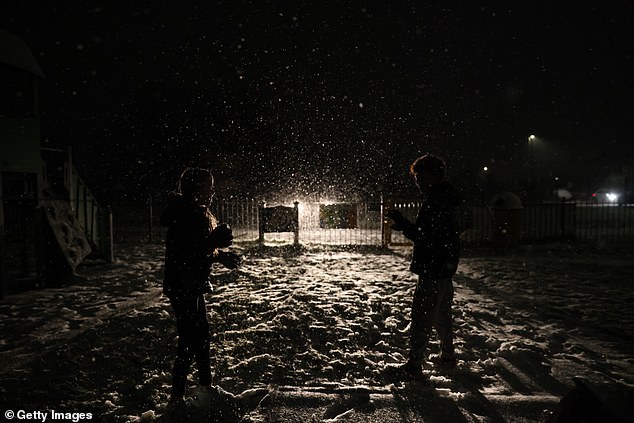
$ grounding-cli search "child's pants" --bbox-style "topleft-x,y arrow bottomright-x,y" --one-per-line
170,294 -> 212,398
408,277 -> 455,364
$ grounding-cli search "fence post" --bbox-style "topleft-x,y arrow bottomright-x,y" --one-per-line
258,201 -> 265,244
381,195 -> 392,248
293,201 -> 300,246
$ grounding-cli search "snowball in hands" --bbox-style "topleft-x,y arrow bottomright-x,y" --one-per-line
208,223 -> 233,249
387,209 -> 408,231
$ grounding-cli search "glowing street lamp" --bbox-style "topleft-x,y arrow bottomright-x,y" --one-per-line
524,134 -> 539,201
527,134 -> 538,165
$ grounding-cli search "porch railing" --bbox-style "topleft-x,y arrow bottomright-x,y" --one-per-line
41,147 -> 113,261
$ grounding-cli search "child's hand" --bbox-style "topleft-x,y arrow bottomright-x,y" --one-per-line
218,251 -> 241,269
386,209 -> 407,231
209,223 -> 233,249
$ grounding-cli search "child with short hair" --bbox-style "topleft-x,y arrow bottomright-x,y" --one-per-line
388,153 -> 461,379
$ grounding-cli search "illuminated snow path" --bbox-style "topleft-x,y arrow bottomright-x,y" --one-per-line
1,243 -> 632,422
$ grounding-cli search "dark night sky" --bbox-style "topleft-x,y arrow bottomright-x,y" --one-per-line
2,1 -> 633,201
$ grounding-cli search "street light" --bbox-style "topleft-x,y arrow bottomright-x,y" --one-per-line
525,134 -> 539,202
479,165 -> 491,204
528,135 -> 537,159
527,134 -> 538,165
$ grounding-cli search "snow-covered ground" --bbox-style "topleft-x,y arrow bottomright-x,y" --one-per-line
1,241 -> 633,422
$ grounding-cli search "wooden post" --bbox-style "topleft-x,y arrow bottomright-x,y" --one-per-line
293,201 -> 300,246
381,195 -> 392,248
258,201 -> 265,244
